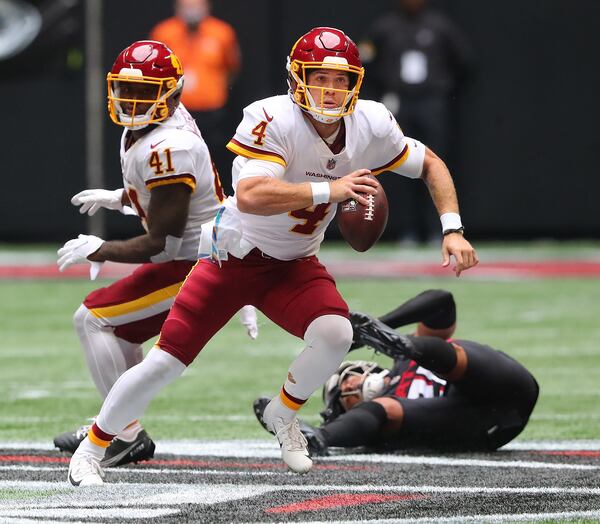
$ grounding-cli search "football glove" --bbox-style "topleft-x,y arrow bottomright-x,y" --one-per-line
239,305 -> 258,339
71,188 -> 136,216
57,234 -> 104,280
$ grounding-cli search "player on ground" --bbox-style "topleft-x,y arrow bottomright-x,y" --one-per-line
255,290 -> 539,454
67,27 -> 478,486
55,40 -> 257,467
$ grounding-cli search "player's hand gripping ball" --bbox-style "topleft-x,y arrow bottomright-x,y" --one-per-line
337,175 -> 388,252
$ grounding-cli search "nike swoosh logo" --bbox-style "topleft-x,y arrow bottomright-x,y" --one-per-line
150,139 -> 166,149
262,108 -> 273,122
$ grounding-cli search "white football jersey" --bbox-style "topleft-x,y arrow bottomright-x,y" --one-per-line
120,105 -> 225,261
226,95 -> 425,260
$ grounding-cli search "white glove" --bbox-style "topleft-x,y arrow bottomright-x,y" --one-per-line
239,305 -> 258,340
71,188 -> 126,216
57,234 -> 105,280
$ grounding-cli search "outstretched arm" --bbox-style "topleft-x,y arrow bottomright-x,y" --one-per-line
421,147 -> 478,277
88,183 -> 191,263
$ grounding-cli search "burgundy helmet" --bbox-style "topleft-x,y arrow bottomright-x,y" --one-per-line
107,40 -> 184,129
287,27 -> 364,123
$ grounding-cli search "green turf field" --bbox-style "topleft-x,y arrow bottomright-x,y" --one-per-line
1,264 -> 599,443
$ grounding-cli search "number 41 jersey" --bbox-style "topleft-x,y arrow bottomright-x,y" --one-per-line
119,105 -> 225,261
226,95 -> 425,261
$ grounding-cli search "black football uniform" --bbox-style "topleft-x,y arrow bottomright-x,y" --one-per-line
379,339 -> 539,451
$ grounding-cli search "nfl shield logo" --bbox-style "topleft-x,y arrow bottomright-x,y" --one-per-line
326,158 -> 336,170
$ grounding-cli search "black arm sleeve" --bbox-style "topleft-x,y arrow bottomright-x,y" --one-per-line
378,289 -> 456,330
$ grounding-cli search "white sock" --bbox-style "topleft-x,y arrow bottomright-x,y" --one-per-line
76,436 -> 106,461
119,420 -> 143,441
267,395 -> 296,423
73,305 -> 143,398
277,314 -> 352,414
96,347 -> 185,436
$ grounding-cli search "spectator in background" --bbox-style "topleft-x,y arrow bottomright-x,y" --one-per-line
150,0 -> 241,188
360,0 -> 472,245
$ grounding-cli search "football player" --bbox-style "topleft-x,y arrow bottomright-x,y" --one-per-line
67,27 -> 478,486
254,289 -> 539,454
55,40 -> 257,468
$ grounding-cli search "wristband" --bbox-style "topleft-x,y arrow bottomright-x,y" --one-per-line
310,182 -> 330,205
440,212 -> 462,234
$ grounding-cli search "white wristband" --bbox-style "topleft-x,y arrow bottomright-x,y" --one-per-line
440,212 -> 462,233
310,182 -> 330,205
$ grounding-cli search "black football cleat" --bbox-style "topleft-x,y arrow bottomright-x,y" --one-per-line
54,421 -> 93,454
55,422 -> 155,467
253,396 -> 329,457
101,429 -> 155,467
297,418 -> 329,457
349,311 -> 417,360
253,396 -> 274,435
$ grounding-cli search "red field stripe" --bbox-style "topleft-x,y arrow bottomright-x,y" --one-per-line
266,493 -> 427,513
534,451 -> 600,457
145,458 -> 374,471
0,454 -> 375,471
2,260 -> 600,279
329,261 -> 600,279
0,262 -> 137,279
0,455 -> 69,463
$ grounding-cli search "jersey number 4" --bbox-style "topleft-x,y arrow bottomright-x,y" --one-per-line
289,204 -> 331,235
251,121 -> 269,145
149,148 -> 175,175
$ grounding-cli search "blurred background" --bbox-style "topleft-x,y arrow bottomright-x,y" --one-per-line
0,0 -> 598,458
0,0 -> 598,244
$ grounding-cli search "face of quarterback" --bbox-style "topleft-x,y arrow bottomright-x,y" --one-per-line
306,69 -> 351,112
339,374 -> 364,411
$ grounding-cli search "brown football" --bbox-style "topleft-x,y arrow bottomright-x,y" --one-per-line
336,175 -> 389,252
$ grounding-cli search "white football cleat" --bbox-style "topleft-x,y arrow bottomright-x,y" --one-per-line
263,401 -> 313,474
68,451 -> 105,486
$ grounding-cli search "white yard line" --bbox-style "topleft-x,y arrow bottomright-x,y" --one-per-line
1,439 -> 599,456
1,481 -> 600,506
2,480 -> 599,523
0,465 -> 276,476
302,509 -> 600,524
2,480 -> 600,499
331,454 -> 599,470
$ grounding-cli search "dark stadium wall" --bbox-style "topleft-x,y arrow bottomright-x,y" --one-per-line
2,0 -> 598,242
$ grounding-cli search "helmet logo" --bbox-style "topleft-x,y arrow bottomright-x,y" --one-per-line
170,53 -> 183,75
318,31 -> 343,50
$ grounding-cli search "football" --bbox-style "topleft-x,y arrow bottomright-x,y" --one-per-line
336,175 -> 388,252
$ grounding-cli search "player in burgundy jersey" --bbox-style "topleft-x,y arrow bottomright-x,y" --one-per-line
254,289 -> 539,454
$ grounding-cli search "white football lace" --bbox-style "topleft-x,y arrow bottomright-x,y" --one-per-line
275,418 -> 308,452
75,424 -> 92,440
75,418 -> 95,440
72,454 -> 104,479
364,194 -> 375,221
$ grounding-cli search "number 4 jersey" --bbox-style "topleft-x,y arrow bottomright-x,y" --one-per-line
226,95 -> 426,261
119,105 -> 225,261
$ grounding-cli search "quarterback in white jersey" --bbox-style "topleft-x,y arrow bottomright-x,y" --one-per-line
68,28 -> 477,486
56,41 -> 257,477
227,95 -> 424,260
